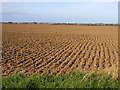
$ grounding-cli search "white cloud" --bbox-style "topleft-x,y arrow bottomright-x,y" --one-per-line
1,0 -> 120,2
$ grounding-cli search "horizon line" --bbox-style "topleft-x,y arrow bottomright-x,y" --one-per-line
1,22 -> 119,24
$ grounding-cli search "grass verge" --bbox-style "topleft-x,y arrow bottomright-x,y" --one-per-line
2,72 -> 118,88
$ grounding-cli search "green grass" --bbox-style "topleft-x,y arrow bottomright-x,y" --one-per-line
2,72 -> 118,88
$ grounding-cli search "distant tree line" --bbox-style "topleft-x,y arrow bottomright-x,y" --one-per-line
1,22 -> 120,26
51,23 -> 120,26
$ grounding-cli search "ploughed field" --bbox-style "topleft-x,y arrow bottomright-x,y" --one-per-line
2,24 -> 118,77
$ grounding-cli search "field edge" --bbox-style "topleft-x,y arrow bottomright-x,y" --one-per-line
2,72 -> 118,88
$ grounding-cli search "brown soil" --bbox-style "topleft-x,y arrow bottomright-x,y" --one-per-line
2,24 -> 118,78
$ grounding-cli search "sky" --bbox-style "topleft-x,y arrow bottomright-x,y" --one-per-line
1,0 -> 120,2
2,2 -> 118,23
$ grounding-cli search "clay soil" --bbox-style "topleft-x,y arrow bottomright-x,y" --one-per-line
2,24 -> 118,77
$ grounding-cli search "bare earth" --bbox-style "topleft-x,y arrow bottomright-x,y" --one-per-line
2,24 -> 118,78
